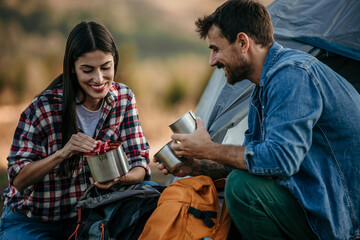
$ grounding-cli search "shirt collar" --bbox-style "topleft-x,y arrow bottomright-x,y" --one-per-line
104,83 -> 116,107
260,42 -> 283,87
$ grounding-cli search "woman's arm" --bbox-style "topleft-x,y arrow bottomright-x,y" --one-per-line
13,132 -> 97,192
93,166 -> 146,189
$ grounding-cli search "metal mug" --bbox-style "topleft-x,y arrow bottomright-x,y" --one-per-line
85,145 -> 130,183
169,110 -> 196,134
154,141 -> 187,173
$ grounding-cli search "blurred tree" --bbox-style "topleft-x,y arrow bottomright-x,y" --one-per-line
164,77 -> 187,108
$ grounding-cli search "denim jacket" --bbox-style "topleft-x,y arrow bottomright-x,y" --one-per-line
244,42 -> 360,240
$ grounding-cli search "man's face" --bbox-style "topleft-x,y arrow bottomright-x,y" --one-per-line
207,25 -> 251,85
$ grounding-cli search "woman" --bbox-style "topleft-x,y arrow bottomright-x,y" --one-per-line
0,21 -> 150,239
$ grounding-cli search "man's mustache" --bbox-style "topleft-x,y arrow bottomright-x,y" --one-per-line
216,63 -> 224,69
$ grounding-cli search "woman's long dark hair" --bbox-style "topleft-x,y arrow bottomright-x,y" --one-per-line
40,21 -> 119,177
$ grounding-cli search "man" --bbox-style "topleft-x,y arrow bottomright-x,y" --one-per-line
157,0 -> 360,239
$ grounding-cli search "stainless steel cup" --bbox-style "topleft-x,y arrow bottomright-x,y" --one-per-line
169,110 -> 196,134
85,145 -> 130,183
154,141 -> 187,173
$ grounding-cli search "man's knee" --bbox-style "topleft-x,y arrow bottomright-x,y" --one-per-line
225,169 -> 277,209
225,169 -> 255,205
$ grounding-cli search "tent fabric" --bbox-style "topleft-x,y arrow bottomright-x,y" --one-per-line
268,0 -> 360,61
196,0 -> 360,141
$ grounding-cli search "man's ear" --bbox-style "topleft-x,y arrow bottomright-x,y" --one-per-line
236,32 -> 250,53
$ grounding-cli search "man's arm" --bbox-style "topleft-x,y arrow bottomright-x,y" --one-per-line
171,118 -> 248,170
191,158 -> 233,180
156,157 -> 233,180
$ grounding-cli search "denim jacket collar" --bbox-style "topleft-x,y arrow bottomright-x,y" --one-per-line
260,42 -> 283,87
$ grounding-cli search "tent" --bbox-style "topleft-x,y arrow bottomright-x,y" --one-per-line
268,0 -> 360,92
195,0 -> 360,144
168,0 -> 360,185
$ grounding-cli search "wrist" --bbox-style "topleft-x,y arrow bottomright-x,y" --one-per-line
126,166 -> 146,184
54,149 -> 67,163
189,158 -> 202,176
204,141 -> 220,161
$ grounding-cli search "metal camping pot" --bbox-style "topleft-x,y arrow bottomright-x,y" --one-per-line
85,145 -> 129,183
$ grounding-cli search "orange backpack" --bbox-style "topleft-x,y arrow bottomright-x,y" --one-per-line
138,175 -> 232,240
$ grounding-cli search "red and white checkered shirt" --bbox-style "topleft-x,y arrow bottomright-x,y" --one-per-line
3,82 -> 150,222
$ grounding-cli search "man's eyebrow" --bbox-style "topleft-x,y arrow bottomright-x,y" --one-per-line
208,44 -> 217,50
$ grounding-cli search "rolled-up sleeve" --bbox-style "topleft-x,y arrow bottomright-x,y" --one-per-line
120,92 -> 151,180
7,99 -> 48,192
245,66 -> 322,178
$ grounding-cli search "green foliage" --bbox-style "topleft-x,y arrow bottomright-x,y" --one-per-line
163,77 -> 187,108
132,25 -> 207,59
0,1 -> 210,105
0,60 -> 26,96
0,171 -> 8,185
0,6 -> 59,36
115,42 -> 138,90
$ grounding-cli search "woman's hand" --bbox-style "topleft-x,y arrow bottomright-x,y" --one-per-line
92,166 -> 146,189
56,132 -> 98,160
13,133 -> 98,192
90,177 -> 121,189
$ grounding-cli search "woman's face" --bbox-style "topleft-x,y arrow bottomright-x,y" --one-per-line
74,50 -> 115,110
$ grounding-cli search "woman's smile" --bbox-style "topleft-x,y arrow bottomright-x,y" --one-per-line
74,50 -> 115,110
90,83 -> 106,92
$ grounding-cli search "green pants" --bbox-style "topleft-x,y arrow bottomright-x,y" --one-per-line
225,169 -> 318,240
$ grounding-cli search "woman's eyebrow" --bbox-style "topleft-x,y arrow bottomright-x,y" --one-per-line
80,61 -> 112,68
80,64 -> 93,68
100,61 -> 112,66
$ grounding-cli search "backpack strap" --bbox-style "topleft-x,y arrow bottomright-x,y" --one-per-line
187,206 -> 217,228
100,223 -> 105,240
68,208 -> 85,240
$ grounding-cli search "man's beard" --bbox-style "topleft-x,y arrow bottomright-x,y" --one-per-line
221,56 -> 252,85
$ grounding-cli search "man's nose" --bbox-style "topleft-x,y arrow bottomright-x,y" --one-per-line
209,51 -> 217,67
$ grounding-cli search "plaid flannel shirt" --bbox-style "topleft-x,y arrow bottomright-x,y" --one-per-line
3,82 -> 150,222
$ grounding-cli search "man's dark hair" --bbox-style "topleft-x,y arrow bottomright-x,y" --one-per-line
195,0 -> 274,47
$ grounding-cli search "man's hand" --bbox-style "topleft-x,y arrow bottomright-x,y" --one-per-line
171,117 -> 215,160
153,157 -> 194,177
170,117 -> 248,171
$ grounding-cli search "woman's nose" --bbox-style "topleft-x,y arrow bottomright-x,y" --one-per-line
92,69 -> 104,83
